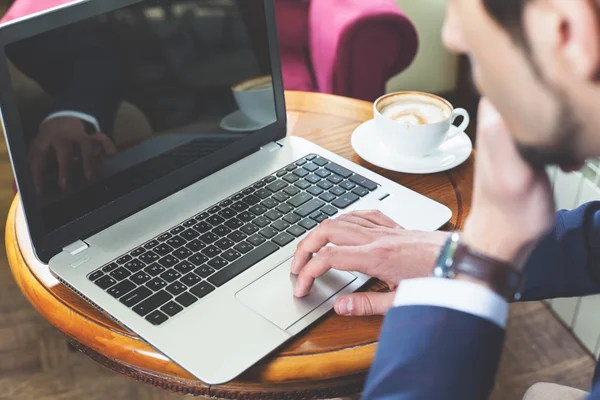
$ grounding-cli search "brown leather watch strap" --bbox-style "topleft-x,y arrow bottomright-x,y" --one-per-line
453,243 -> 524,300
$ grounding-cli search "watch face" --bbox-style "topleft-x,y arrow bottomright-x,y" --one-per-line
433,232 -> 460,277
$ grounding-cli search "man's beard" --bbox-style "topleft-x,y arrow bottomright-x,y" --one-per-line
515,99 -> 582,171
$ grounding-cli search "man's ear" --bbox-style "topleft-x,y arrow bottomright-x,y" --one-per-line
549,0 -> 600,80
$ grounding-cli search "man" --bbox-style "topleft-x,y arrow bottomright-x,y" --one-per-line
291,0 -> 600,398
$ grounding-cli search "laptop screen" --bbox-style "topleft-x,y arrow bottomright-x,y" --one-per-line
5,0 -> 277,233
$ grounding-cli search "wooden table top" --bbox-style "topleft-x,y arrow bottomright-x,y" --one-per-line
6,91 -> 475,399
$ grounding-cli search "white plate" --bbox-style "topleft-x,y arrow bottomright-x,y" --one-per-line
219,110 -> 266,132
351,119 -> 473,174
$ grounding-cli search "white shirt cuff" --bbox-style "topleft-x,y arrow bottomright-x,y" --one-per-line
42,111 -> 100,132
393,277 -> 508,328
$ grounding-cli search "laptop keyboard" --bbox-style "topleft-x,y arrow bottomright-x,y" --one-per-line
86,154 -> 378,326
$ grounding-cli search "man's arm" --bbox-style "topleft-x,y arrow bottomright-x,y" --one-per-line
521,202 -> 600,301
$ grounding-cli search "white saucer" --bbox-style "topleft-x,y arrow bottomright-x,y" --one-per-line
351,119 -> 473,174
219,110 -> 266,132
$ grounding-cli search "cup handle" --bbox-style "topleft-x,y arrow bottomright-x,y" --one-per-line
446,108 -> 470,140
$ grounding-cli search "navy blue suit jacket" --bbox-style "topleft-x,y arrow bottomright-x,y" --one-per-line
363,201 -> 600,399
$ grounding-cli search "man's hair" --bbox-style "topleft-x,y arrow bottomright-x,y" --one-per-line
482,0 -> 529,46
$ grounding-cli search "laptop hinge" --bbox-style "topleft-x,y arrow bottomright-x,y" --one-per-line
261,141 -> 282,152
63,240 -> 89,256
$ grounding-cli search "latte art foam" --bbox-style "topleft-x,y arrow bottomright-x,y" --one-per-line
381,102 -> 451,125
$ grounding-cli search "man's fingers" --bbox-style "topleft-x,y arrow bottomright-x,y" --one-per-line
334,292 -> 396,316
78,138 -> 97,180
91,132 -> 117,157
294,245 -> 371,297
53,141 -> 73,190
291,220 -> 372,274
346,210 -> 401,229
334,214 -> 378,228
29,144 -> 49,195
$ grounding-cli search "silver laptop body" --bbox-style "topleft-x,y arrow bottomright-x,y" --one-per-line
0,0 -> 451,384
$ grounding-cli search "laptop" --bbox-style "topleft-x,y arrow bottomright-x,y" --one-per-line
0,0 -> 452,384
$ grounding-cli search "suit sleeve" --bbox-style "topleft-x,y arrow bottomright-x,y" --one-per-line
362,305 -> 505,400
520,201 -> 600,301
6,21 -> 123,134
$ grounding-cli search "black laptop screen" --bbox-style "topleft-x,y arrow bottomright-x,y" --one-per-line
5,0 -> 276,233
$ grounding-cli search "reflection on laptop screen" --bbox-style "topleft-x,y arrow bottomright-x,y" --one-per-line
5,0 -> 276,232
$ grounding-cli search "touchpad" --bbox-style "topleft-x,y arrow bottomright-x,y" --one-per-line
235,258 -> 357,330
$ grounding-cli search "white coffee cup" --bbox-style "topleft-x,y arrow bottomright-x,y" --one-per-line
232,75 -> 276,126
373,91 -> 470,158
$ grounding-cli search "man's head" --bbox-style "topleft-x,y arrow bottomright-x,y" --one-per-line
443,0 -> 600,168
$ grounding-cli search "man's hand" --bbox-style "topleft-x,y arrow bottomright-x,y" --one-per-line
29,116 -> 116,193
462,98 -> 555,268
291,210 -> 449,316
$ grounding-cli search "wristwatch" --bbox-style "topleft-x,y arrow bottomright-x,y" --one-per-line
432,232 -> 525,301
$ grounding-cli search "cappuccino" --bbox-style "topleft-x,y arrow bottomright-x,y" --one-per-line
378,93 -> 451,126
234,75 -> 272,92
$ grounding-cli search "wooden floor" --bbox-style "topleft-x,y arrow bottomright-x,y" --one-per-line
0,146 -> 595,399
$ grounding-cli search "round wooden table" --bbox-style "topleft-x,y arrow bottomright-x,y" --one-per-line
6,91 -> 474,399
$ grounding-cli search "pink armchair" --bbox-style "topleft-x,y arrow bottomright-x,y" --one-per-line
2,0 -> 418,102
276,0 -> 418,102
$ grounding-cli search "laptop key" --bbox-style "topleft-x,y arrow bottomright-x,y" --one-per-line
273,232 -> 295,247
145,263 -> 166,276
276,203 -> 293,214
153,244 -> 173,257
180,272 -> 202,287
231,201 -> 249,212
327,175 -> 343,184
241,223 -> 260,235
198,212 -> 210,220
131,247 -> 146,257
315,169 -> 331,179
145,310 -> 169,325
174,261 -> 194,275
95,275 -> 116,289
166,236 -> 186,249
247,234 -> 266,246
293,168 -> 309,178
227,230 -> 247,243
183,219 -> 196,228
313,157 -> 329,167
332,193 -> 360,209
209,205 -> 222,213
181,229 -> 200,240
255,189 -> 271,199
305,154 -> 317,161
219,208 -> 236,219
233,193 -> 245,201
89,270 -> 104,281
139,251 -> 159,264
144,240 -> 159,250
215,238 -> 235,250
176,292 -> 198,307
111,267 -> 131,281
133,290 -> 173,316
286,165 -> 297,172
208,257 -> 228,270
202,245 -> 221,258
276,170 -> 287,177
307,186 -> 324,196
108,280 -> 135,298
303,162 -> 319,172
272,192 -> 290,203
254,218 -> 271,233
166,282 -> 187,296
189,253 -> 209,266
329,187 -> 346,196
117,255 -> 132,264
260,227 -> 278,239
220,199 -> 233,207
294,199 -> 325,218
222,249 -> 242,262
283,212 -> 301,225
272,220 -> 290,232
310,212 -> 328,223
243,188 -> 254,196
225,218 -> 244,229
299,218 -> 318,230
193,221 -> 212,234
287,225 -> 307,237
170,226 -> 184,235
200,232 -> 219,244
352,187 -> 370,197
213,225 -> 232,237
147,277 -> 168,291
294,180 -> 311,190
349,175 -> 378,191
243,195 -> 261,206
261,198 -> 278,209
249,205 -> 267,216
120,286 -> 152,307
325,163 -> 353,178
283,174 -> 299,184
131,271 -> 152,285
321,205 -> 339,216
161,301 -> 183,317
102,262 -> 118,273
158,233 -> 172,242
190,282 -> 216,298
305,174 -> 321,184
158,255 -> 178,268
195,265 -> 216,278
208,242 -> 279,287
264,176 -> 277,183
206,215 -> 225,226
266,180 -> 288,193
265,210 -> 283,221
185,239 -> 206,253
234,241 -> 254,254
237,211 -> 254,222
339,180 -> 357,191
160,270 -> 181,283
317,180 -> 334,190
296,159 -> 307,166
286,185 -> 302,195
124,260 -> 145,273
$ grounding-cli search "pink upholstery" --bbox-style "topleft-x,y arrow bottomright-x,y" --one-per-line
2,0 -> 418,102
